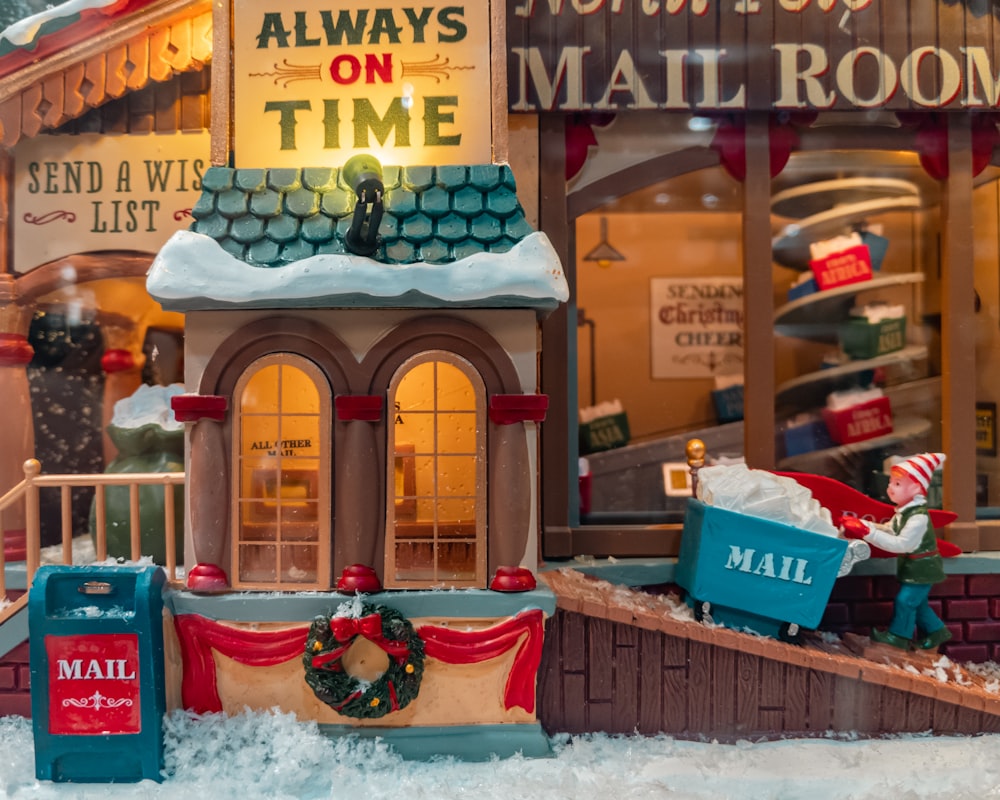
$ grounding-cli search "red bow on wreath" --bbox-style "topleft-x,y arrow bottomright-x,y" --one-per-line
330,613 -> 382,642
312,612 -> 411,670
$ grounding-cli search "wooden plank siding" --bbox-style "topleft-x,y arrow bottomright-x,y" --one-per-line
539,607 -> 1000,739
539,569 -> 1000,739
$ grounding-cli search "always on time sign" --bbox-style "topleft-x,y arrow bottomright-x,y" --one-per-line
232,2 -> 493,168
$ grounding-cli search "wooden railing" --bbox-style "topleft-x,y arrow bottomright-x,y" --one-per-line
0,459 -> 185,624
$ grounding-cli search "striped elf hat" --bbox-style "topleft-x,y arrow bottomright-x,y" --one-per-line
891,452 -> 946,491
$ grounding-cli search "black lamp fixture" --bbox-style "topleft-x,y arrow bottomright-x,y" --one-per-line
343,154 -> 385,257
583,216 -> 625,268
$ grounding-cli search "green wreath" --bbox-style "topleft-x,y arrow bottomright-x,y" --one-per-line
303,602 -> 425,719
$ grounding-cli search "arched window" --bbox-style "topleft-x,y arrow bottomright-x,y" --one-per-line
232,354 -> 331,589
386,351 -> 487,589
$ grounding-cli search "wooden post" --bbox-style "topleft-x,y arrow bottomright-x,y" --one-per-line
941,113 -> 979,552
163,478 -> 177,581
129,483 -> 141,561
540,114 -> 574,555
210,0 -> 232,166
94,485 -> 107,561
23,459 -> 40,587
60,485 -> 72,564
742,112 -> 776,469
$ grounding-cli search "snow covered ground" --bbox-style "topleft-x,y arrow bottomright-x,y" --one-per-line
1,0 -> 997,794
1,710 -> 1000,799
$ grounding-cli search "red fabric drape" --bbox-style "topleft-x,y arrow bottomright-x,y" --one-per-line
174,615 -> 309,712
174,609 -> 546,714
420,609 -> 545,713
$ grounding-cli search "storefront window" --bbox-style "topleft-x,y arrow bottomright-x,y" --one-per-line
233,354 -> 331,589
572,123 -> 984,529
576,161 -> 744,523
386,351 -> 486,588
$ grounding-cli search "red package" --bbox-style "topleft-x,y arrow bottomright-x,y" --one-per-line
822,396 -> 892,444
809,244 -> 873,290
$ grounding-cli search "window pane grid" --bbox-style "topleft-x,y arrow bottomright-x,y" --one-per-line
234,356 -> 330,590
387,354 -> 485,588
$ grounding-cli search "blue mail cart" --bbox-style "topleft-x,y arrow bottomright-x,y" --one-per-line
29,565 -> 167,783
675,499 -> 848,642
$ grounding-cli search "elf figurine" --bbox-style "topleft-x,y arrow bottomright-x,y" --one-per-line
841,452 -> 952,651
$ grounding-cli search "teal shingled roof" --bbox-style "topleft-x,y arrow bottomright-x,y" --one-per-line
190,164 -> 536,268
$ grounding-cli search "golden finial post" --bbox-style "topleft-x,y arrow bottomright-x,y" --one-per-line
686,439 -> 706,496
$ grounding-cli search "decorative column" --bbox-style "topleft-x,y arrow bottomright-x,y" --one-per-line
488,394 -> 548,577
0,275 -> 35,561
99,311 -> 146,464
171,393 -> 229,590
333,395 -> 382,577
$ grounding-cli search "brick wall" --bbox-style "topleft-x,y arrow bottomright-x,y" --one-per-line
0,641 -> 31,718
644,576 -> 1000,664
823,573 -> 1000,663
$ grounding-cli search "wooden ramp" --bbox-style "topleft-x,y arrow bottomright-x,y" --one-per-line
538,568 -> 1000,739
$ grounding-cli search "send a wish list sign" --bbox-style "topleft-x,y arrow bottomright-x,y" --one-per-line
13,131 -> 209,274
650,277 -> 743,379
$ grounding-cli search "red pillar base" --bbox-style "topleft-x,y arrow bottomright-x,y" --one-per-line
490,566 -> 537,592
336,564 -> 382,594
186,563 -> 230,592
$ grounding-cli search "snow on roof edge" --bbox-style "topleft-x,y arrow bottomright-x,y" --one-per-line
146,229 -> 570,311
0,0 -> 121,51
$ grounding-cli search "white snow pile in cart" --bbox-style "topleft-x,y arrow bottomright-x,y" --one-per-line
697,464 -> 838,536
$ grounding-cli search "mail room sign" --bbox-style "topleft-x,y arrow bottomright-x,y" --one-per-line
506,0 -> 1000,113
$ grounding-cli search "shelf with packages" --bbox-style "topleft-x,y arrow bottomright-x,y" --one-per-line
770,178 -> 923,269
769,175 -> 938,491
776,345 -> 928,412
773,272 -> 925,339
777,416 -> 932,473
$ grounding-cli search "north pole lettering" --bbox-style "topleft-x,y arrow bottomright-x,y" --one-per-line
512,0 -> 872,17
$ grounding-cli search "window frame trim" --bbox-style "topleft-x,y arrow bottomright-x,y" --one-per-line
384,349 -> 488,590
230,352 -> 333,591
